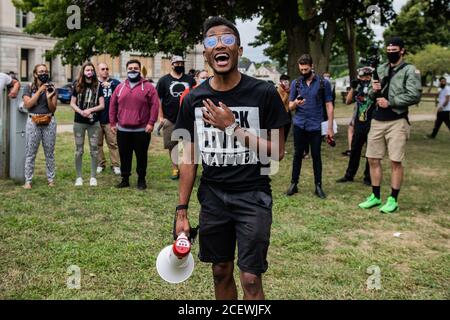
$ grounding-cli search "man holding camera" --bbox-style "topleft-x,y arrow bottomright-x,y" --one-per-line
358,37 -> 421,213
286,54 -> 334,199
336,67 -> 373,186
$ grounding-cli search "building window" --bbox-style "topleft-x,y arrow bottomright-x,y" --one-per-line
45,51 -> 53,80
20,49 -> 29,81
15,9 -> 28,28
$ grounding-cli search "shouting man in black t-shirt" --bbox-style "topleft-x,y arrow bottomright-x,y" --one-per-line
174,17 -> 290,300
157,55 -> 196,180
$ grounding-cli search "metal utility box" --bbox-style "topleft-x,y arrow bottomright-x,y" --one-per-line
9,88 -> 28,183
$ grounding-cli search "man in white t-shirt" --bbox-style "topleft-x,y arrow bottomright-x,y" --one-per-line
427,77 -> 450,138
0,72 -> 20,100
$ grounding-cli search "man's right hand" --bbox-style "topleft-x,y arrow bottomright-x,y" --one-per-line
372,80 -> 381,92
110,125 -> 117,134
296,98 -> 306,107
175,209 -> 191,237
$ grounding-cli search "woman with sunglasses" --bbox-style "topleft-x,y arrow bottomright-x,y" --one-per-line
22,64 -> 58,189
70,62 -> 105,187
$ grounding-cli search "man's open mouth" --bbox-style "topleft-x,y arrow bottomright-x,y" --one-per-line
214,53 -> 230,66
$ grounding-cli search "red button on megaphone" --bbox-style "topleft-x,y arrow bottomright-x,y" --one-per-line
173,233 -> 191,258
156,233 -> 195,284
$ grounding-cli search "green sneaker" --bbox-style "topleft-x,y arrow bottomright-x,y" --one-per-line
380,196 -> 399,214
358,193 -> 382,209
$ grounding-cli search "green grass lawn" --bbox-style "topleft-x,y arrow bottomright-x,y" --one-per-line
0,121 -> 449,299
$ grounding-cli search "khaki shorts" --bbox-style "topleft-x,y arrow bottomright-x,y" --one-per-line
163,119 -> 178,150
366,118 -> 410,162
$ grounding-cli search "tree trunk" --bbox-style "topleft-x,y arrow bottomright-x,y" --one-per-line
309,18 -> 337,75
345,16 -> 357,80
286,25 -> 309,79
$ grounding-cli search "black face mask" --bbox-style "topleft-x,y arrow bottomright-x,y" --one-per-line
440,84 -> 446,89
127,71 -> 141,83
38,74 -> 49,83
302,71 -> 312,79
174,66 -> 185,75
387,51 -> 401,64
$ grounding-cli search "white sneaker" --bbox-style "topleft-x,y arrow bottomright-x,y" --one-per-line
113,167 -> 121,175
90,177 -> 98,186
75,177 -> 83,186
96,166 -> 104,174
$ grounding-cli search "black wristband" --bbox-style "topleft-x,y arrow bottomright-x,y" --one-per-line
176,204 -> 188,211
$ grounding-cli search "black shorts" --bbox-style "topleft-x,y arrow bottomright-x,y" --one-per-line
197,183 -> 273,275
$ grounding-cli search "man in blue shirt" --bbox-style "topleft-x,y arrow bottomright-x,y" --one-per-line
286,54 -> 334,198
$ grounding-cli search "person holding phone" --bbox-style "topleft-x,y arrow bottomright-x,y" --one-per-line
286,54 -> 334,199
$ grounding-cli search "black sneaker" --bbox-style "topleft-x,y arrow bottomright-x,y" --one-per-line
137,178 -> 147,190
363,178 -> 372,186
116,179 -> 130,188
336,176 -> 353,183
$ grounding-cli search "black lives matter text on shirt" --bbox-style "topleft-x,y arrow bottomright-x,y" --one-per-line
157,74 -> 196,124
175,74 -> 290,193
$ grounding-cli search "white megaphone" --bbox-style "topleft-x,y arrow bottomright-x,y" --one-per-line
156,233 -> 194,284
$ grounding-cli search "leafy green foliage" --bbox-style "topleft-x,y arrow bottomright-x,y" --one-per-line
384,0 -> 450,55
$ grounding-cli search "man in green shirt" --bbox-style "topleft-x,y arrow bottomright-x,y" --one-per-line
358,37 -> 422,213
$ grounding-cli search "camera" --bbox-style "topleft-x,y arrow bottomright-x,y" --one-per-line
45,83 -> 55,94
296,95 -> 304,101
360,44 -> 380,81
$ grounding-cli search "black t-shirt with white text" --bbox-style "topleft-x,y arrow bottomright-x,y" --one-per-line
157,74 -> 196,123
175,74 -> 290,194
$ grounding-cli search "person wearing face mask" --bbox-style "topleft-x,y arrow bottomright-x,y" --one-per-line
21,64 -> 57,189
156,56 -> 196,180
179,69 -> 209,106
109,60 -> 159,190
426,77 -> 450,139
359,37 -> 422,214
336,67 -> 374,186
70,62 -> 105,187
286,54 -> 335,199
277,74 -> 293,143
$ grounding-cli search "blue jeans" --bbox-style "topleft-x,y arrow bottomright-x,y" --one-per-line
291,126 -> 322,185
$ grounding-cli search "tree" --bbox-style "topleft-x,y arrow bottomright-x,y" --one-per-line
384,0 -> 450,55
15,0 -> 395,80
250,1 -> 394,79
408,44 -> 450,90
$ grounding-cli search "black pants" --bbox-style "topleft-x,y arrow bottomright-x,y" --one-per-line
431,111 -> 450,137
117,130 -> 151,179
345,123 -> 371,181
291,126 -> 322,185
284,113 -> 292,143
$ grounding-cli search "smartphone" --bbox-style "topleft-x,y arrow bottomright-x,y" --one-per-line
296,95 -> 304,101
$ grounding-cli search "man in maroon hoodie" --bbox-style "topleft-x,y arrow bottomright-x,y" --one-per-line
110,59 -> 160,190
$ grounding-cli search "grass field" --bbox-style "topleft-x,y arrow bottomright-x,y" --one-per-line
0,118 -> 449,299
